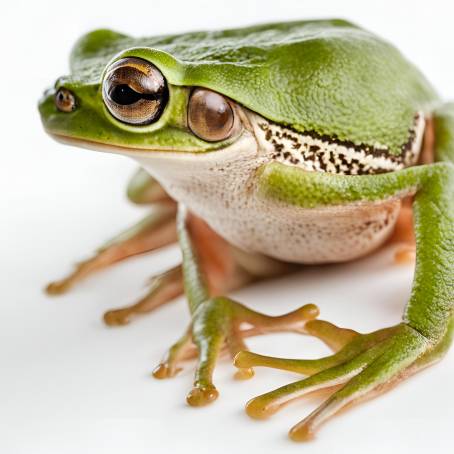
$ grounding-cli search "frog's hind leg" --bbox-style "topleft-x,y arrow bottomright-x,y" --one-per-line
46,169 -> 177,295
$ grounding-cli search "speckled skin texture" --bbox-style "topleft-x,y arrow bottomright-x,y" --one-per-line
257,115 -> 425,175
137,110 -> 404,263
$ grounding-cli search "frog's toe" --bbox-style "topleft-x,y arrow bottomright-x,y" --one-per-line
186,384 -> 219,407
152,328 -> 193,379
103,308 -> 132,326
233,366 -> 255,380
45,278 -> 72,295
45,206 -> 177,296
152,362 -> 183,379
103,265 -> 183,326
234,350 -> 340,376
242,324 -> 431,441
243,343 -> 378,420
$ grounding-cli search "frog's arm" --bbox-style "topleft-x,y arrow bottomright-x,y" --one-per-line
45,168 -> 182,325
152,205 -> 322,403
236,160 -> 453,440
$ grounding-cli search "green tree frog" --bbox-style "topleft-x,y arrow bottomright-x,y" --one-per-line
38,20 -> 453,441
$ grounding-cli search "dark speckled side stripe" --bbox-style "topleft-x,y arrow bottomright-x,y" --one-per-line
258,114 -> 425,175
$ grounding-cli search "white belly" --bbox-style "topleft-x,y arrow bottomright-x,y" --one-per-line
192,193 -> 400,264
135,125 -> 401,264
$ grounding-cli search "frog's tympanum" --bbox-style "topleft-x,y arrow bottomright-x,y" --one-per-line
39,20 -> 453,441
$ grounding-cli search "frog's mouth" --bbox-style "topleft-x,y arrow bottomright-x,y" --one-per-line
46,126 -> 259,163
47,132 -> 204,158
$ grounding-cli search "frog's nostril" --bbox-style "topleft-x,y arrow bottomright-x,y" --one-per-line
55,88 -> 76,113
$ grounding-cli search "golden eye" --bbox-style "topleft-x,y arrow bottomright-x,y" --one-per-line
55,88 -> 76,112
102,57 -> 168,125
188,88 -> 236,142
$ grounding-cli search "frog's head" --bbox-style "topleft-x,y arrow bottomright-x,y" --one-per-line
39,22 -> 436,182
38,30 -> 254,161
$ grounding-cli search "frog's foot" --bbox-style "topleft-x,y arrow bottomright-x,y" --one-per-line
103,265 -> 183,326
235,322 -> 442,441
153,298 -> 320,406
45,203 -> 177,295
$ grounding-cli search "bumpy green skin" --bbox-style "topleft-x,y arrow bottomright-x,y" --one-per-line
40,20 -> 438,154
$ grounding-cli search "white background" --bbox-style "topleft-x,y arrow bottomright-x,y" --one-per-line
1,1 -> 453,453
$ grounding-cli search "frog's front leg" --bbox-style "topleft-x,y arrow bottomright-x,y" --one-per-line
103,264 -> 183,326
47,169 -> 177,295
154,205 -> 320,406
46,169 -> 182,325
235,161 -> 453,441
46,203 -> 177,294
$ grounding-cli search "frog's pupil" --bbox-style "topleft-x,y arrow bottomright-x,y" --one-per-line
110,84 -> 144,105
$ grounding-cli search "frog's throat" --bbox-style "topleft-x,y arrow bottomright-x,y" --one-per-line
256,113 -> 425,175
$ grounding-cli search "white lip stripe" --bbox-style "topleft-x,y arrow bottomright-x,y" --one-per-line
256,114 -> 425,175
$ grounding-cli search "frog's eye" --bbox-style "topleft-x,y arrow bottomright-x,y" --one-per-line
102,57 -> 168,125
188,88 -> 236,142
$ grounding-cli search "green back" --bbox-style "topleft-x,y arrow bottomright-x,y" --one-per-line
69,19 -> 438,155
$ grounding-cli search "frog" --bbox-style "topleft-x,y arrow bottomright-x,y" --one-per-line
38,19 -> 453,442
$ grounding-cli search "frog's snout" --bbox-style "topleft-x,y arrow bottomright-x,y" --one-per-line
54,87 -> 76,113
38,84 -> 80,137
